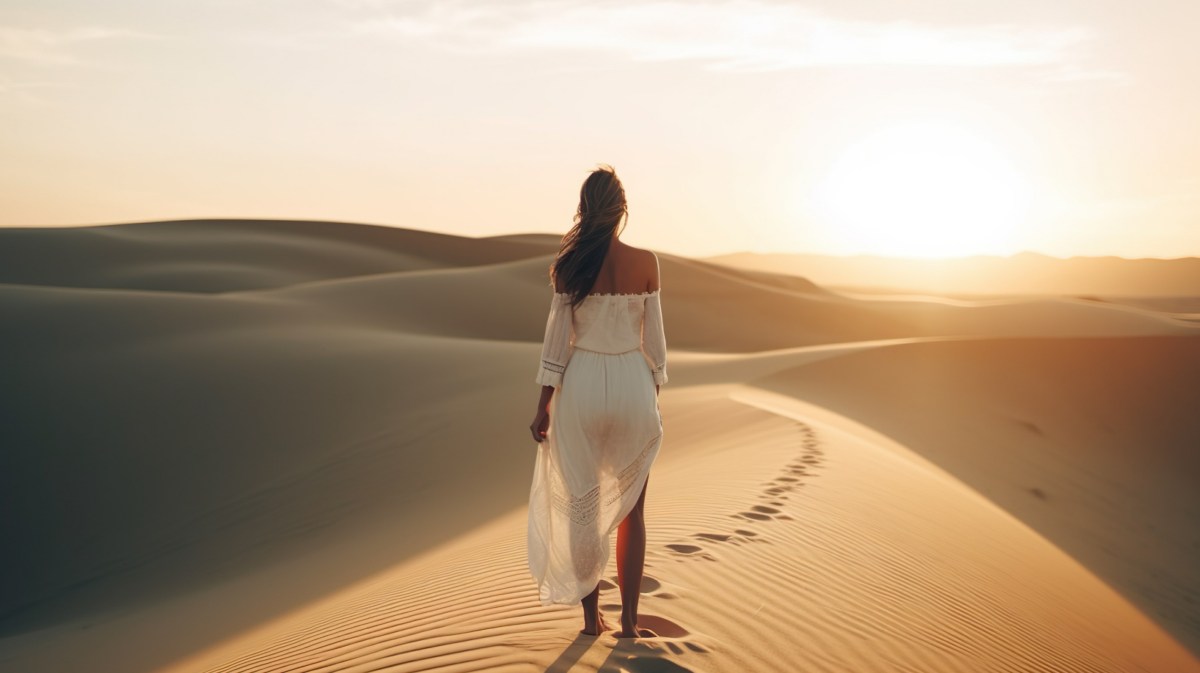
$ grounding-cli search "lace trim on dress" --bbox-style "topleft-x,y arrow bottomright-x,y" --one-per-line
606,431 -> 660,508
553,289 -> 660,299
549,430 -> 661,527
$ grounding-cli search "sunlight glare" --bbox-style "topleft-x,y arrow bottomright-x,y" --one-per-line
813,121 -> 1032,258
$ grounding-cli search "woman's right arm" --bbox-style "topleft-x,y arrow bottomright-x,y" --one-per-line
531,287 -> 574,442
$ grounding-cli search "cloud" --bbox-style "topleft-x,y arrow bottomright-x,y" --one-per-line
0,24 -> 165,105
0,72 -> 75,105
0,25 -> 162,67
345,0 -> 1101,72
1039,62 -> 1128,85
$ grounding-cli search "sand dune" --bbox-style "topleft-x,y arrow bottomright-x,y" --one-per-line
750,335 -> 1200,655
158,389 -> 1200,673
0,219 -> 547,293
243,249 -> 1195,350
0,219 -> 1197,672
709,250 -> 1200,297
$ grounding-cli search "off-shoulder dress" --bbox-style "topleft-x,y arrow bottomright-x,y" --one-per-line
527,288 -> 668,605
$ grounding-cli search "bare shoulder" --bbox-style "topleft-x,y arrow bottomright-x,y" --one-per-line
619,243 -> 660,291
645,249 -> 661,291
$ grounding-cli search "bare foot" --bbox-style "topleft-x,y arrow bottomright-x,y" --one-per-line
580,609 -> 610,636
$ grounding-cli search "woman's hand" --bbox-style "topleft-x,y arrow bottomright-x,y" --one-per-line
530,385 -> 555,443
530,407 -> 550,443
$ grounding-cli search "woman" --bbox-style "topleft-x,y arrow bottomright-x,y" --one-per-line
527,165 -> 668,640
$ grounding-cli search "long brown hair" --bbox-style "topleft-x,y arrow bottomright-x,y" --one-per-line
550,164 -> 629,306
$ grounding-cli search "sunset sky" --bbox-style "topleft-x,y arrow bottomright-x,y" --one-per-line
2,1 -> 1197,258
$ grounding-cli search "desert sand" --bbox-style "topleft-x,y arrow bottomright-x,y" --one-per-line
1,219 -> 1197,672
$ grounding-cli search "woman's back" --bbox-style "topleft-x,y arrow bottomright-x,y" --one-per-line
557,238 -> 660,296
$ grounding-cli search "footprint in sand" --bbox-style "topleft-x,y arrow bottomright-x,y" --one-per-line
600,574 -> 681,613
667,422 -> 819,568
605,616 -> 700,671
664,543 -> 717,562
689,530 -> 766,548
600,614 -> 700,667
737,422 -> 823,524
601,575 -> 661,594
737,511 -> 772,521
634,614 -> 691,638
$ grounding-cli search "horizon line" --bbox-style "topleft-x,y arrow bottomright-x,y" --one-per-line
2,216 -> 1196,263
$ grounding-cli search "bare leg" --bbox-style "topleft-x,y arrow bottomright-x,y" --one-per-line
615,474 -> 654,638
579,581 -> 609,635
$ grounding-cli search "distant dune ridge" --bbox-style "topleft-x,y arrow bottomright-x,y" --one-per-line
709,250 -> 1200,300
0,219 -> 1197,673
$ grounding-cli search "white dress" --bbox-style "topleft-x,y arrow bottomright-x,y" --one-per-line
527,287 -> 669,606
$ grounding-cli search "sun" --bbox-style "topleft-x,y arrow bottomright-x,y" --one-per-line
812,121 -> 1032,258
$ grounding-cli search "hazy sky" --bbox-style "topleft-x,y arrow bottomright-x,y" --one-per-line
2,1 -> 1197,258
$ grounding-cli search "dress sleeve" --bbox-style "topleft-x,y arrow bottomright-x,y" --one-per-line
535,291 -> 574,388
642,291 -> 668,386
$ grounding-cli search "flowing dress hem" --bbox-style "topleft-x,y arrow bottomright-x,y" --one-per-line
528,430 -> 662,606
